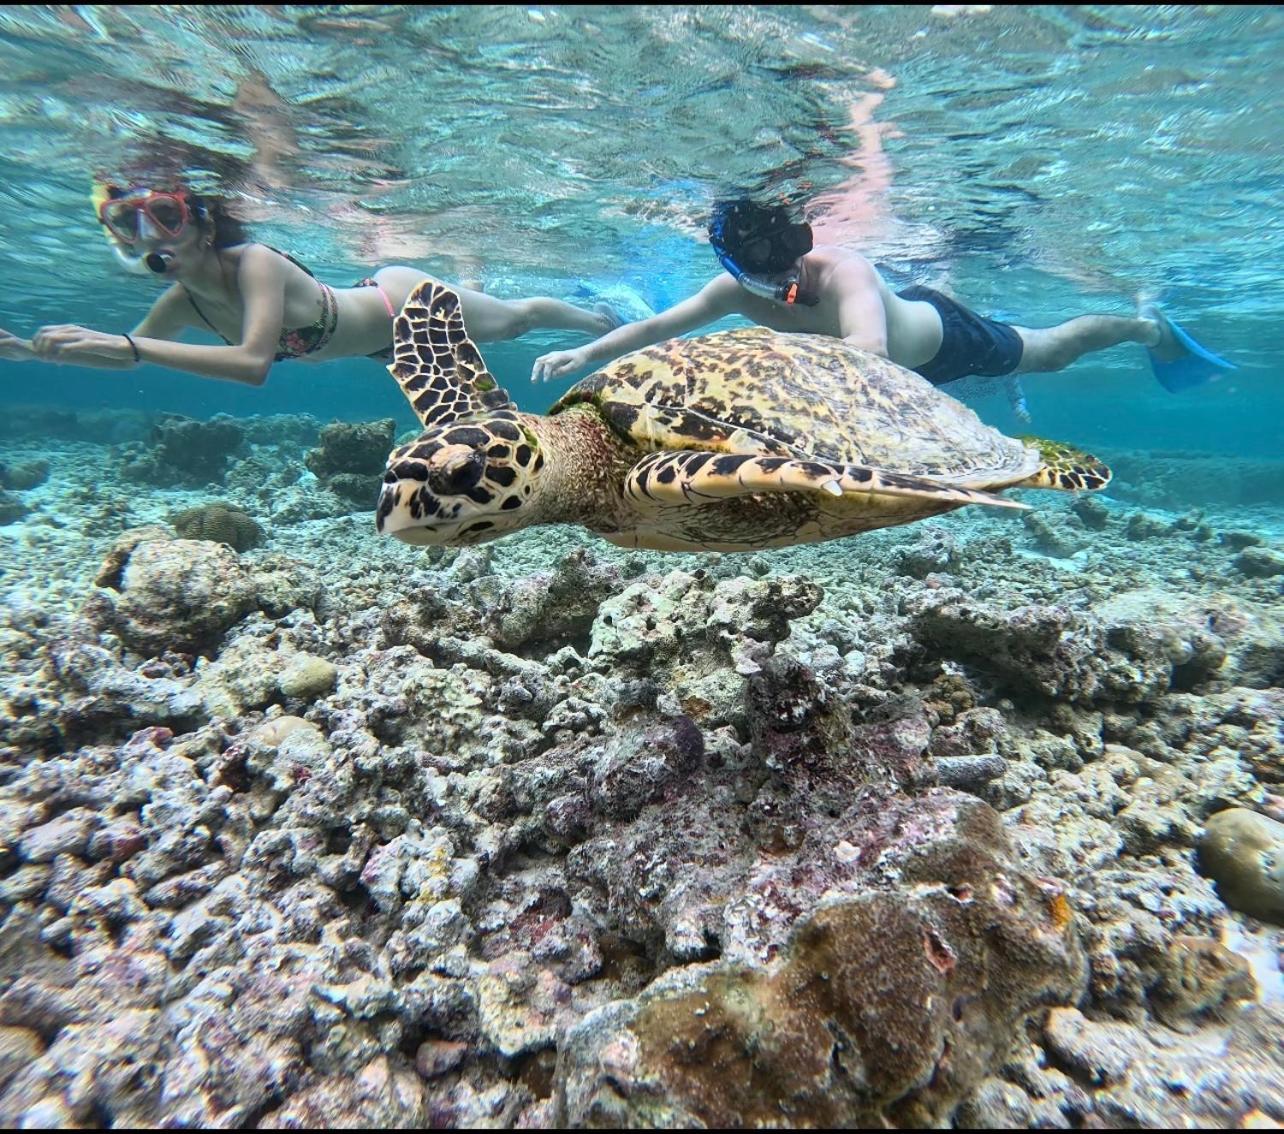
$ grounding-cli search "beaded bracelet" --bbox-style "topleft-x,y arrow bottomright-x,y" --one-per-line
122,333 -> 141,364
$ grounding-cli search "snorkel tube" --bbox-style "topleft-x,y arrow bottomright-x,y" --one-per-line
713,247 -> 812,305
112,245 -> 152,275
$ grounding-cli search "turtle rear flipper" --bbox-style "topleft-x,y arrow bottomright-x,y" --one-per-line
624,450 -> 1030,511
1015,436 -> 1111,491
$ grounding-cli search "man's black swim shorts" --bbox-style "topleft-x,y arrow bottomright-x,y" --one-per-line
897,284 -> 1024,386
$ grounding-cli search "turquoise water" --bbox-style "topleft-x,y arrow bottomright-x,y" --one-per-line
4,11 -> 1284,1128
0,4 -> 1281,459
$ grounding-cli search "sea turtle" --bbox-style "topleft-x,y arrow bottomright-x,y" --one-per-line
376,282 -> 1109,553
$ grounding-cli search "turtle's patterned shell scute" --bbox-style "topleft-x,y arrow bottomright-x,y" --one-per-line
552,327 -> 1038,487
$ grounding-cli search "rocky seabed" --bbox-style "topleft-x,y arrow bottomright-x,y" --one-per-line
0,418 -> 1281,1128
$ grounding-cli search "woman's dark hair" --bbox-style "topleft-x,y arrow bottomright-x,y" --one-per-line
189,193 -> 251,248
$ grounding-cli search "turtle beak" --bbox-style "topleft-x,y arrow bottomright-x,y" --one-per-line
376,479 -> 434,543
384,524 -> 440,546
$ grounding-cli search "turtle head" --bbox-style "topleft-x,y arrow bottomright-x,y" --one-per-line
376,417 -> 546,546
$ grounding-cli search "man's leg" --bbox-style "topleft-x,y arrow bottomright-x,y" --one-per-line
1012,315 -> 1158,374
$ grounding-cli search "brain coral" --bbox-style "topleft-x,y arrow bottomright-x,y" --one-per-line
169,503 -> 265,552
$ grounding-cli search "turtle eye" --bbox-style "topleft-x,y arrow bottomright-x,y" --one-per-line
426,447 -> 485,495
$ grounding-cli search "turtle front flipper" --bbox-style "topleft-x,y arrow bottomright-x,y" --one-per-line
388,281 -> 517,429
624,451 -> 1030,511
1014,437 -> 1112,492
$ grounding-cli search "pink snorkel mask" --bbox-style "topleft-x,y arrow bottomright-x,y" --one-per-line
92,181 -> 205,274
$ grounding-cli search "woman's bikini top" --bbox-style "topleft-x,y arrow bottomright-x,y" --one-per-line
183,244 -> 392,362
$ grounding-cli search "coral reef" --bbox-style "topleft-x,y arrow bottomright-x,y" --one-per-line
906,584 -> 1228,705
119,414 -> 247,487
0,427 -> 1281,1129
557,793 -> 1085,1128
1108,450 -> 1284,510
304,419 -> 396,506
81,528 -> 315,665
0,405 -> 152,445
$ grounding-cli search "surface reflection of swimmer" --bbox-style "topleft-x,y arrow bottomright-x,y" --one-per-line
230,68 -> 299,193
0,183 -> 621,386
226,71 -> 487,285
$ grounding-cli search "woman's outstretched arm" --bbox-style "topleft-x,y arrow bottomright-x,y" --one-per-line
17,246 -> 291,385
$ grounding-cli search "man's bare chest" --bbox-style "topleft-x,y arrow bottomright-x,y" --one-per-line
745,298 -> 840,337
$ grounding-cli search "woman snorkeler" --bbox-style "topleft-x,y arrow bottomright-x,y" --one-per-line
0,183 -> 622,385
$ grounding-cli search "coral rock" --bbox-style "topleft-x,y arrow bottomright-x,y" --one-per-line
17,809 -> 100,863
1125,512 -> 1169,541
121,413 -> 246,486
0,490 -> 30,526
260,1055 -> 425,1128
305,419 -> 396,480
1024,511 -> 1086,558
277,654 -> 338,700
1070,494 -> 1110,530
0,458 -> 50,491
1235,546 -> 1284,578
414,1038 -> 467,1080
1150,935 -> 1256,1030
92,538 -> 256,655
557,828 -> 1086,1128
0,1028 -> 42,1096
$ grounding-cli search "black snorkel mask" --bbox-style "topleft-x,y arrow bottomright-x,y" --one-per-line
708,200 -> 819,306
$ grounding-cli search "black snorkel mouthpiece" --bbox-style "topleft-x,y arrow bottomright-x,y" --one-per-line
145,250 -> 174,274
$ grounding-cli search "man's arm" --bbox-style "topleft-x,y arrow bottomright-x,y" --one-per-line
532,275 -> 742,383
832,257 -> 890,357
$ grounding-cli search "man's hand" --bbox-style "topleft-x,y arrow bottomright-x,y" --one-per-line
32,325 -> 136,364
0,328 -> 36,362
532,346 -> 589,384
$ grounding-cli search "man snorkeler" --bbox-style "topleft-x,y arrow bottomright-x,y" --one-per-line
531,198 -> 1234,411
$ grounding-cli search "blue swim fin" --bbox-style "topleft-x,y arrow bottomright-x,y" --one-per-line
1143,306 -> 1236,393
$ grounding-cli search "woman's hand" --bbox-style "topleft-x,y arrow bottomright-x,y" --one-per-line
0,327 -> 36,361
32,325 -> 136,363
531,346 -> 589,384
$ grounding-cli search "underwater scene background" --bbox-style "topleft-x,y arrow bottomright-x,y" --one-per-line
0,5 -> 1281,1129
